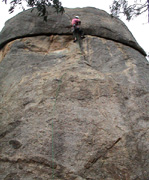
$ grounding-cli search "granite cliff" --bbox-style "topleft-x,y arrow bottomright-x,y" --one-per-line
0,7 -> 149,180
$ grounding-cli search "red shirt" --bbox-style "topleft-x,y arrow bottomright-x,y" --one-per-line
71,18 -> 81,26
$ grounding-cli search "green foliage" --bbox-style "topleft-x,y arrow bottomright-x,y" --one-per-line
110,0 -> 149,22
2,0 -> 64,21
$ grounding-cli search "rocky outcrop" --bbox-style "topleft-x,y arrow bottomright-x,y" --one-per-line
0,7 -> 149,180
0,7 -> 146,56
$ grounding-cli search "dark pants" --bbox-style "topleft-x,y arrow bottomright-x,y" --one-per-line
73,28 -> 84,39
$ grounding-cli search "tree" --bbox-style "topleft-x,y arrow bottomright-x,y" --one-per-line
2,0 -> 64,21
3,0 -> 149,22
110,0 -> 149,22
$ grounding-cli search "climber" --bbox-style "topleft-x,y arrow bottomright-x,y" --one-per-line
71,16 -> 85,42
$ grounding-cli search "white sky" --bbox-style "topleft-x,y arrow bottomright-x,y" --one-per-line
0,0 -> 148,57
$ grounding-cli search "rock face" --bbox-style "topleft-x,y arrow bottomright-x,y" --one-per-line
0,7 -> 149,180
0,7 -> 146,56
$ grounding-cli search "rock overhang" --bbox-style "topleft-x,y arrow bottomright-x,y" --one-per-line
0,6 -> 146,56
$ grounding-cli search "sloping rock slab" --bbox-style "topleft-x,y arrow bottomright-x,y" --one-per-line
0,35 -> 149,180
0,7 -> 146,56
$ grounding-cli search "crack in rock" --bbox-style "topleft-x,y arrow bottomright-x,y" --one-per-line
83,137 -> 122,170
0,156 -> 85,180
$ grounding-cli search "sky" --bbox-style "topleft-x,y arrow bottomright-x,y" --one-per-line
0,0 -> 148,58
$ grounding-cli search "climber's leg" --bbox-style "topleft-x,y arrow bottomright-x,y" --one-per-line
73,28 -> 79,42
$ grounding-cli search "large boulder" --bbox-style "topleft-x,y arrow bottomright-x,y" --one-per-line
0,7 -> 148,180
0,7 -> 146,56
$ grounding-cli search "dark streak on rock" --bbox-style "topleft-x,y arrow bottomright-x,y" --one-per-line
84,137 -> 122,170
107,137 -> 122,150
0,156 -> 83,180
0,121 -> 21,139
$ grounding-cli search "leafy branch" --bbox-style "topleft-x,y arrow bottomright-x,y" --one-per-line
2,0 -> 64,21
110,0 -> 149,22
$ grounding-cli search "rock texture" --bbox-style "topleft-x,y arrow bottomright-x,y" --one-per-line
0,7 -> 146,56
0,7 -> 149,180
